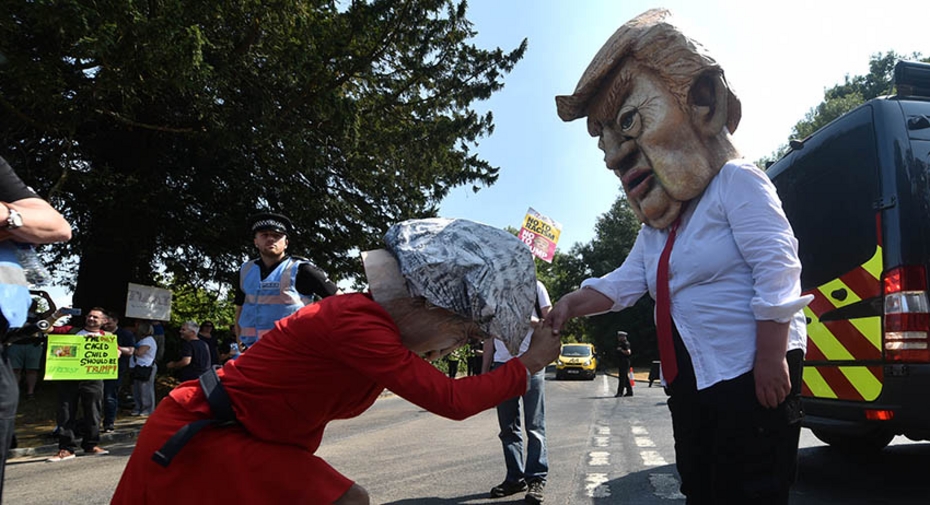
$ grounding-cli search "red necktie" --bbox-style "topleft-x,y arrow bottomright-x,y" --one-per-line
656,215 -> 682,385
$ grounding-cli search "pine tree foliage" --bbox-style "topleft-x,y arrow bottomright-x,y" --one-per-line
0,0 -> 526,311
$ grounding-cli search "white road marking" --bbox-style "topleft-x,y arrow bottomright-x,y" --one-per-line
641,449 -> 668,466
593,436 -> 610,447
585,473 -> 611,498
634,436 -> 656,447
588,451 -> 610,466
596,426 -> 611,436
631,425 -> 648,435
650,473 -> 686,499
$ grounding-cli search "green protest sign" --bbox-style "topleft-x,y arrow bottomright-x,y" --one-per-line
44,333 -> 119,380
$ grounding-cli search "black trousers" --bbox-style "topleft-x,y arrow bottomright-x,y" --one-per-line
0,342 -> 17,504
616,357 -> 633,396
57,380 -> 104,452
666,328 -> 803,505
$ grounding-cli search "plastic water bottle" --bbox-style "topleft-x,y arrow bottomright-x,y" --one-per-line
15,243 -> 51,287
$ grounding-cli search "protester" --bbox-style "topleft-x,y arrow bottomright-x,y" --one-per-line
484,280 -> 552,504
0,155 -> 72,499
217,338 -> 240,364
152,321 -> 166,365
47,307 -> 112,461
197,320 -> 219,366
111,218 -> 560,505
165,321 -> 211,382
234,212 -> 339,350
101,311 -> 136,432
549,9 -> 811,503
7,301 -> 44,400
130,322 -> 158,416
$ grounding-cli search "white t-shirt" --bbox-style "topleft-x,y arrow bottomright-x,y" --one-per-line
130,336 -> 157,367
581,160 -> 812,390
493,280 -> 552,362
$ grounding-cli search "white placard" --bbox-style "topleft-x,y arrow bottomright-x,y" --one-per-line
125,283 -> 172,321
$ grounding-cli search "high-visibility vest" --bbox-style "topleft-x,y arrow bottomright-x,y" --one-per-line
238,257 -> 311,339
0,242 -> 31,330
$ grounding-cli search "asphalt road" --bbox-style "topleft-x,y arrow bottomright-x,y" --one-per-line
5,370 -> 930,504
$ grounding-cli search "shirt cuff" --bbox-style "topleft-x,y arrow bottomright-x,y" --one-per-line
752,294 -> 814,323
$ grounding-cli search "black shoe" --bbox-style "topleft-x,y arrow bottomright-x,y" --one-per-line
525,479 -> 545,504
490,479 -> 526,498
102,426 -> 115,434
624,393 -> 634,397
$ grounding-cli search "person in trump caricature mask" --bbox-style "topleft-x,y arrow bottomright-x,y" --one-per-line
547,9 -> 812,504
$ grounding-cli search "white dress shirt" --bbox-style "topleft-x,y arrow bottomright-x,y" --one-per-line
581,160 -> 812,390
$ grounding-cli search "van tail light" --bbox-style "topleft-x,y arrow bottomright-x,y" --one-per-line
884,265 -> 930,362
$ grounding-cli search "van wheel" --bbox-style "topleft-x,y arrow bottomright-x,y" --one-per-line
811,428 -> 894,453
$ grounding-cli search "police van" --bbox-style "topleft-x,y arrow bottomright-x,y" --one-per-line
767,60 -> 930,452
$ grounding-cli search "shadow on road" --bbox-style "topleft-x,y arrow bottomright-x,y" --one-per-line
385,491 -> 522,505
793,442 -> 930,504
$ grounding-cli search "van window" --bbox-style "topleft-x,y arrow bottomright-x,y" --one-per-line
772,106 -> 880,290
561,345 -> 592,357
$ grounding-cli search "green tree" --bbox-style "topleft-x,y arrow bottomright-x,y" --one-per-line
574,197 -> 655,367
167,283 -> 236,330
758,51 -> 928,168
0,0 -> 526,313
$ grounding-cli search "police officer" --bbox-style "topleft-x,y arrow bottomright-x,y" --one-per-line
0,156 -> 71,501
233,213 -> 338,349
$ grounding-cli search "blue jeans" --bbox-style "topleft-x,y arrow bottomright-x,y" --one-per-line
131,363 -> 158,415
492,362 -> 548,483
102,370 -> 125,428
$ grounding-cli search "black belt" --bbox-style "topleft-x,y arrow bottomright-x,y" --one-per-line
152,367 -> 238,467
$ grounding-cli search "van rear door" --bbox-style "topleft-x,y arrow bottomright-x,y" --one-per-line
769,105 -> 885,405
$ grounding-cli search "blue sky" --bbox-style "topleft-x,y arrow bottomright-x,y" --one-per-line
439,0 -> 928,250
47,1 -> 928,307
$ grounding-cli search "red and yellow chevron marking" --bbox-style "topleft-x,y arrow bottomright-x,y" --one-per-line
802,247 -> 883,402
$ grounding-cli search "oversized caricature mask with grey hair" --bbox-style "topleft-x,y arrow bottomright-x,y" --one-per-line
556,8 -> 742,229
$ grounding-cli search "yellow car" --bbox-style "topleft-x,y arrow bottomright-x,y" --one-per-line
555,343 -> 597,380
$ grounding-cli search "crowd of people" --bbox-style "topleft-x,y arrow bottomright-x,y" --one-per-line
14,306 -> 241,463
1,8 -> 817,505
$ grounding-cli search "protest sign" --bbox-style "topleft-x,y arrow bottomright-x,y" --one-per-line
125,282 -> 172,321
44,333 -> 118,380
518,208 -> 562,263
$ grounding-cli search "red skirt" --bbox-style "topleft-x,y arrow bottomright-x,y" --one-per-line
111,395 -> 352,504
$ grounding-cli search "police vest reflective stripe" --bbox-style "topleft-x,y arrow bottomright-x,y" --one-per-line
238,257 -> 311,338
801,246 -> 883,402
0,242 -> 32,329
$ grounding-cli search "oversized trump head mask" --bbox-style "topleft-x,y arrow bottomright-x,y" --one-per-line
556,8 -> 741,229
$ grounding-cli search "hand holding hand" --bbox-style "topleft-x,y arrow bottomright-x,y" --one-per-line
519,322 -> 561,374
545,300 -> 571,336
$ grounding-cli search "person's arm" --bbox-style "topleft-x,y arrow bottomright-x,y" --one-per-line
721,164 -> 811,408
296,261 -> 341,299
133,345 -> 151,357
546,288 -> 614,335
166,356 -> 191,369
234,305 -> 243,344
481,337 -> 494,374
754,320 -> 791,409
517,323 -> 561,374
0,197 -> 72,244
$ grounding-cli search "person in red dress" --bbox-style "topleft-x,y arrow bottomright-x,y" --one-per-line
111,218 -> 560,505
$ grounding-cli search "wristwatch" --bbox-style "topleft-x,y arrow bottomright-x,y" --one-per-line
2,203 -> 23,230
